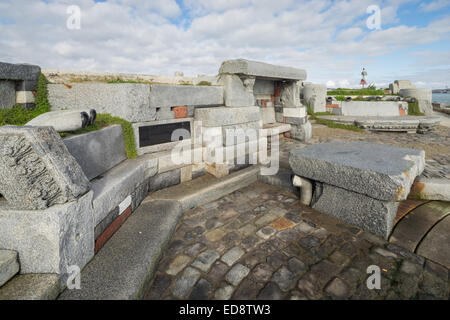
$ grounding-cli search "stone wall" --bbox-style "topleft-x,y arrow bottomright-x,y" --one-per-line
0,62 -> 41,109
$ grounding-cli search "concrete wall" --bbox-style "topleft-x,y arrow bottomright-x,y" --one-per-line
332,101 -> 408,116
47,83 -> 224,123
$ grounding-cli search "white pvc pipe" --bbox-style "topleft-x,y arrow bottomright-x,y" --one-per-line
292,175 -> 313,206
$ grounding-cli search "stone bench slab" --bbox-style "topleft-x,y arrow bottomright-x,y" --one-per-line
289,141 -> 425,201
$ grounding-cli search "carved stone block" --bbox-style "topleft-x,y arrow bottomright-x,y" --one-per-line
0,125 -> 90,210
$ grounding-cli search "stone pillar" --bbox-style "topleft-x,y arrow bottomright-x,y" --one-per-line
302,83 -> 326,113
399,88 -> 433,115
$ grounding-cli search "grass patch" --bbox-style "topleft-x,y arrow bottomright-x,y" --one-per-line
327,88 -> 386,96
407,100 -> 424,116
307,106 -> 363,132
1,73 -> 137,158
0,74 -> 51,126
197,81 -> 212,86
60,114 -> 137,159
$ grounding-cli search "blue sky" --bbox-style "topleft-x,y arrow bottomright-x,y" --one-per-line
0,0 -> 449,88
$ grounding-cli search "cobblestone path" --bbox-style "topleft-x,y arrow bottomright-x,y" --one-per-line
145,182 -> 450,300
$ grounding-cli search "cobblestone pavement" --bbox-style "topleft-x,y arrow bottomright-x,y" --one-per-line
145,182 -> 450,300
279,124 -> 450,179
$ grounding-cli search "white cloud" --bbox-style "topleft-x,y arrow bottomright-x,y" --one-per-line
0,0 -> 448,88
419,0 -> 450,12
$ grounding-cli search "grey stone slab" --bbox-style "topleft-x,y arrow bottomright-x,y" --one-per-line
0,62 -> 41,81
0,125 -> 90,210
312,183 -> 399,239
59,199 -> 183,300
0,191 -> 95,288
0,250 -> 19,287
290,122 -> 312,142
48,83 -> 155,123
280,81 -> 301,108
219,59 -> 307,81
219,74 -> 254,107
15,80 -> 38,92
253,79 -> 275,95
0,274 -> 59,300
91,156 -> 157,225
289,141 -> 425,201
149,165 -> 259,211
149,84 -> 223,108
195,106 -> 261,127
63,125 -> 127,180
0,80 -> 16,109
149,168 -> 181,192
284,116 -> 307,125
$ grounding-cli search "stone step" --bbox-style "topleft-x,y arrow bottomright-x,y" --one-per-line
0,250 -> 19,288
147,165 -> 260,211
59,199 -> 183,300
0,274 -> 59,300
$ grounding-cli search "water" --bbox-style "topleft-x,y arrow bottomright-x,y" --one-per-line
432,93 -> 450,103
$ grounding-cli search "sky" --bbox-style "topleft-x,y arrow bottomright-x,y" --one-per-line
0,0 -> 449,89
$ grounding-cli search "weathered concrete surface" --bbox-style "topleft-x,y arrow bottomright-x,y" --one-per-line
0,126 -> 90,210
0,250 -> 19,287
0,274 -> 59,300
390,80 -> 415,94
253,79 -> 275,95
59,200 -> 183,300
63,125 -> 127,180
219,74 -> 254,107
48,83 -> 155,123
195,106 -> 261,127
333,101 -> 408,117
219,59 -> 307,81
409,178 -> 450,201
0,80 -> 16,109
149,84 -> 223,108
26,110 -> 91,132
312,183 -> 399,239
290,122 -> 312,142
399,88 -> 433,115
0,62 -> 41,81
149,165 -> 259,211
289,142 -> 425,201
0,191 -> 94,288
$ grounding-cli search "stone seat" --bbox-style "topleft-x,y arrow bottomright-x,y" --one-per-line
63,125 -> 158,251
289,141 -> 425,238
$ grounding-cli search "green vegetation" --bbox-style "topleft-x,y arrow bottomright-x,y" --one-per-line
407,100 -> 424,116
1,73 -> 137,158
61,114 -> 137,158
0,74 -> 51,126
107,78 -> 158,85
307,106 -> 363,132
327,88 -> 386,96
197,81 -> 212,86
